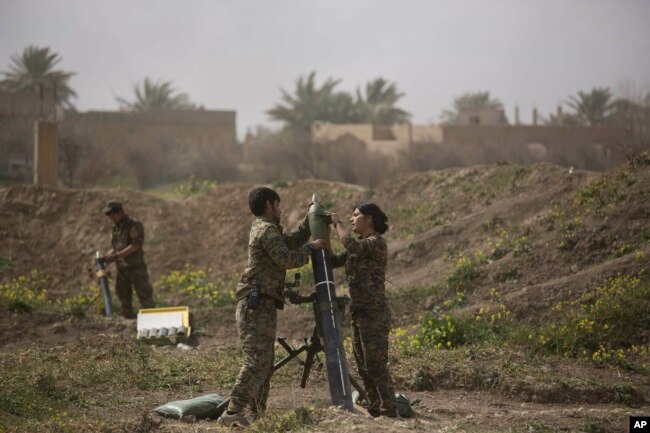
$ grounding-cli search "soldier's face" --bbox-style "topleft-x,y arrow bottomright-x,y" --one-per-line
107,210 -> 124,224
350,208 -> 372,235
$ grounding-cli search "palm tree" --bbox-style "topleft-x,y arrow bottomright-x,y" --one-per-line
116,78 -> 196,111
354,77 -> 410,124
566,87 -> 614,126
267,71 -> 358,134
440,92 -> 503,124
1,45 -> 77,108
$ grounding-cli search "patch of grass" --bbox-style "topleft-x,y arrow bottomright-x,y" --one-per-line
271,179 -> 288,189
495,268 -> 520,283
558,216 -> 585,251
0,256 -> 13,269
0,335 -> 242,429
642,228 -> 650,242
156,265 -> 237,307
396,302 -> 512,352
575,176 -> 626,209
60,287 -> 96,318
446,255 -> 480,291
174,176 -> 217,198
0,270 -> 50,313
524,272 -> 650,369
250,406 -> 318,433
481,216 -> 505,232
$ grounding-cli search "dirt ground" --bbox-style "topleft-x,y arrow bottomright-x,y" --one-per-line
2,156 -> 650,432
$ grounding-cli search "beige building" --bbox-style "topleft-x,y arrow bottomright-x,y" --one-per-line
0,90 -> 237,186
311,120 -> 633,171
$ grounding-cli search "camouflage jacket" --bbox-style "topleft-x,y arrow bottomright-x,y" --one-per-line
111,215 -> 146,268
236,215 -> 311,307
331,232 -> 388,312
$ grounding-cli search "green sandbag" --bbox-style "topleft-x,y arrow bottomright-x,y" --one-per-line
153,393 -> 226,420
352,391 -> 420,418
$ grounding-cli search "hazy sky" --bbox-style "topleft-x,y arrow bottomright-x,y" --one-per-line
1,0 -> 649,138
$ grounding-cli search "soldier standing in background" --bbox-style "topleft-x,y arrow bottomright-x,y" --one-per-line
329,203 -> 397,418
103,200 -> 155,319
217,187 -> 326,427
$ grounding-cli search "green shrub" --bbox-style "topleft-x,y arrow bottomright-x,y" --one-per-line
156,265 -> 236,306
446,255 -> 480,290
0,270 -> 49,313
61,289 -> 96,318
250,406 -> 317,433
526,273 -> 650,366
174,176 -> 217,198
271,180 -> 288,189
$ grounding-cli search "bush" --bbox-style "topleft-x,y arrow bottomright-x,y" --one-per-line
174,176 -> 217,198
61,289 -> 96,318
398,303 -> 512,352
0,270 -> 49,313
527,272 -> 650,366
156,265 -> 236,306
446,255 -> 480,290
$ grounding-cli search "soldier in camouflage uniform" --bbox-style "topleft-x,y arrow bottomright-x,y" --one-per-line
217,187 -> 326,427
329,203 -> 397,418
103,201 -> 155,319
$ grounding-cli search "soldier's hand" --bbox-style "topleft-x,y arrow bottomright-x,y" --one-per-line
328,212 -> 343,228
309,239 -> 327,251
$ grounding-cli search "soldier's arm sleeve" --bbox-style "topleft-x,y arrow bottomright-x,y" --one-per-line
262,225 -> 311,269
283,213 -> 311,250
330,249 -> 349,268
129,223 -> 144,249
341,233 -> 380,257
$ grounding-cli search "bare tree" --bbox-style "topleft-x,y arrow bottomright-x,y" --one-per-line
59,135 -> 88,187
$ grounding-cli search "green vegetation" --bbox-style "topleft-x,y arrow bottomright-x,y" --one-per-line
0,336 -> 242,430
393,272 -> 650,375
250,406 -> 318,433
60,288 -> 97,319
156,265 -> 236,307
116,77 -> 198,111
1,45 -> 77,108
173,176 -> 217,198
267,72 -> 410,134
528,273 -> 650,366
0,270 -> 49,313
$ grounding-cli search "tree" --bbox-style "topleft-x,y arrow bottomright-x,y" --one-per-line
609,91 -> 650,150
116,77 -> 196,111
267,71 -> 358,135
542,112 -> 581,126
355,77 -> 410,124
59,134 -> 88,187
440,92 -> 503,124
0,45 -> 77,109
566,87 -> 614,126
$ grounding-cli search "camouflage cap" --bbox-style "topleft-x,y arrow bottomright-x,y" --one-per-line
102,200 -> 123,214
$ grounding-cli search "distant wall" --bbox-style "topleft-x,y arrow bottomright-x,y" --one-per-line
312,122 -> 414,157
437,125 -> 631,170
312,121 -> 633,171
62,109 -> 238,186
1,91 -> 239,186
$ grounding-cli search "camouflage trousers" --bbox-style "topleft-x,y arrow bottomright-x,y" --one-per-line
351,310 -> 396,415
228,296 -> 277,415
115,265 -> 155,318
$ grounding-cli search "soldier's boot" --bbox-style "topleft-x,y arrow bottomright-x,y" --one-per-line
216,411 -> 250,427
378,384 -> 397,418
364,385 -> 381,417
121,307 -> 136,320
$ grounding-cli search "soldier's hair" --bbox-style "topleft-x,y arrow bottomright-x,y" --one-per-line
356,202 -> 389,234
249,187 -> 281,216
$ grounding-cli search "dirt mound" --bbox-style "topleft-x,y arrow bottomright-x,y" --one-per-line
2,154 -> 649,324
